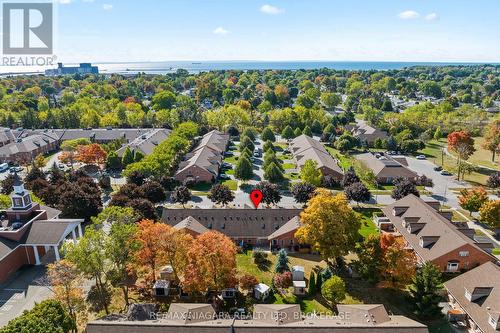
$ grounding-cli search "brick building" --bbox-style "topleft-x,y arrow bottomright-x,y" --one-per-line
289,134 -> 343,180
0,175 -> 83,283
379,195 -> 496,273
161,207 -> 306,251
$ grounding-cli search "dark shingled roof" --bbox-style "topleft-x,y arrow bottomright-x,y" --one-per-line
162,208 -> 302,238
444,262 -> 500,333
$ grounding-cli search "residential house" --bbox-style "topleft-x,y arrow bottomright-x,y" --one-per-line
380,195 -> 496,273
116,128 -> 171,157
345,119 -> 389,146
289,134 -> 343,180
0,175 -> 83,283
161,208 -> 304,251
0,133 -> 59,164
444,262 -> 500,333
355,152 -> 418,184
86,303 -> 428,333
174,130 -> 229,183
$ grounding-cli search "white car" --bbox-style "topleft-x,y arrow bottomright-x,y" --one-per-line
416,155 -> 426,160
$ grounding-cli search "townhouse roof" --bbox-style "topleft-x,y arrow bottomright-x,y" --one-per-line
162,208 -> 302,239
356,153 -> 417,179
444,262 -> 500,333
290,135 -> 343,175
172,216 -> 209,235
267,216 -> 301,240
346,119 -> 389,141
0,133 -> 59,156
86,303 -> 428,332
175,130 -> 229,178
116,128 -> 171,157
381,195 -> 494,262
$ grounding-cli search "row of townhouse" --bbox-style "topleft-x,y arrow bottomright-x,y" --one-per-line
174,130 -> 230,184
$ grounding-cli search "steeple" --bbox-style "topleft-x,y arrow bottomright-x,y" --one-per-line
10,174 -> 32,210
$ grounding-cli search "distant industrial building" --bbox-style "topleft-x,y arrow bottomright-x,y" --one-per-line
45,63 -> 99,76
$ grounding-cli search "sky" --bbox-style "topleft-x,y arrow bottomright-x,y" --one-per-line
15,0 -> 500,63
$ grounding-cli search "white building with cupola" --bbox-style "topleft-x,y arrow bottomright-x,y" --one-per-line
0,174 -> 84,283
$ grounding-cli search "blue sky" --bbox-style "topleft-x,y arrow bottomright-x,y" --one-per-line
53,0 -> 500,62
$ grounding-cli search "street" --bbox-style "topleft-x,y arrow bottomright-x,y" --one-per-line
0,266 -> 53,327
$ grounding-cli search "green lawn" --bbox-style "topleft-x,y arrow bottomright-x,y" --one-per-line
224,155 -> 238,165
492,248 -> 500,255
325,146 -> 352,170
284,172 -> 300,181
447,137 -> 498,169
354,208 -> 380,239
419,140 -> 491,186
282,163 -> 296,170
221,179 -> 238,190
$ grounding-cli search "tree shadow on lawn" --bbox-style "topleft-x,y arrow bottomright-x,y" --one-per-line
190,196 -> 204,203
287,253 -> 324,263
343,276 -> 412,316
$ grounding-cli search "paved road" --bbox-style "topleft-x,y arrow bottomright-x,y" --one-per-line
0,266 -> 53,327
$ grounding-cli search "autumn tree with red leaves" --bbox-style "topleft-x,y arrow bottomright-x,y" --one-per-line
183,231 -> 238,293
447,131 -> 475,181
76,143 -> 108,166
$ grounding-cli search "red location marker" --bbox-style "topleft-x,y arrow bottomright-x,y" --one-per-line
250,189 -> 263,209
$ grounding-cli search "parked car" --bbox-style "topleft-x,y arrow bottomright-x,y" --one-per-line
433,166 -> 443,172
224,151 -> 234,157
416,155 -> 426,160
9,166 -> 23,173
440,170 -> 452,176
219,174 -> 230,180
221,162 -> 232,169
0,163 -> 8,172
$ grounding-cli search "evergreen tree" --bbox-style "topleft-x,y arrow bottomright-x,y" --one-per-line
121,147 -> 135,166
234,156 -> 253,182
308,271 -> 316,295
263,140 -> 275,153
106,151 -> 121,170
239,136 -> 255,153
264,162 -> 284,183
433,127 -> 442,141
316,271 -> 323,290
408,262 -> 443,320
281,125 -> 294,140
293,127 -> 302,138
261,127 -> 276,142
302,125 -> 313,137
275,249 -> 290,273
134,150 -> 145,162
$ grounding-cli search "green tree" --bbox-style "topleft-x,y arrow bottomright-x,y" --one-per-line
134,150 -> 145,162
355,234 -> 382,283
408,262 -> 443,320
0,300 -> 75,333
121,147 -> 135,167
300,159 -> 322,186
308,271 -> 316,295
275,249 -> 290,273
208,184 -> 234,206
64,228 -> 110,315
281,125 -> 294,140
293,127 -> 302,138
239,136 -> 255,153
261,127 -> 276,142
264,162 -> 284,183
302,125 -> 312,137
433,127 -> 442,141
152,90 -> 176,110
321,276 -> 346,308
234,156 -> 253,182
105,222 -> 140,306
106,151 -> 121,170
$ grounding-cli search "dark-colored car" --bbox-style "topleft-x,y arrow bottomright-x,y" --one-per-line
440,170 -> 452,176
433,166 -> 443,172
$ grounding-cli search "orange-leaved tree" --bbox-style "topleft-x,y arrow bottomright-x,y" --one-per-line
157,227 -> 194,283
458,187 -> 489,216
447,131 -> 475,180
134,220 -> 170,283
183,231 -> 238,294
380,233 -> 416,287
76,143 -> 108,165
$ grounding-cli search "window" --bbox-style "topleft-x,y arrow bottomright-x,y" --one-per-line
459,251 -> 469,257
447,262 -> 459,272
13,197 -> 23,207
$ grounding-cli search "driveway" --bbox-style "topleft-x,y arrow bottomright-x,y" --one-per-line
0,266 -> 53,327
405,156 -> 470,208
